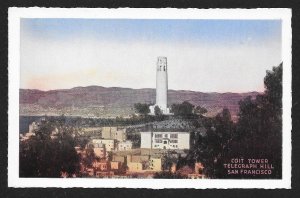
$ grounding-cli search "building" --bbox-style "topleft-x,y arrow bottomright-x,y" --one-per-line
20,121 -> 39,141
140,131 -> 190,150
127,162 -> 144,173
118,140 -> 133,151
82,127 -> 102,136
149,57 -> 171,115
28,122 -> 39,133
112,155 -> 126,163
92,160 -> 110,171
92,143 -> 106,158
101,127 -> 126,142
127,155 -> 150,163
110,161 -> 122,170
149,157 -> 162,172
91,139 -> 115,151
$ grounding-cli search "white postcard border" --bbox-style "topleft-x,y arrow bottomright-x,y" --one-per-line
8,8 -> 292,189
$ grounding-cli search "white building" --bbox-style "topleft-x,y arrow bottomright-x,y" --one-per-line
118,140 -> 133,151
28,122 -> 39,133
92,139 -> 115,151
140,131 -> 190,150
149,57 -> 171,115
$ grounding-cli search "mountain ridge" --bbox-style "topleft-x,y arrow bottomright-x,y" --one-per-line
20,86 -> 260,119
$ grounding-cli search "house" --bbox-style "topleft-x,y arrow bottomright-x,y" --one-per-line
95,171 -> 114,178
92,160 -> 110,171
101,127 -> 126,142
91,139 -> 115,151
127,162 -> 143,172
118,140 -> 133,151
112,155 -> 126,163
140,131 -> 190,150
110,161 -> 122,170
86,168 -> 94,176
92,143 -> 106,158
127,155 -> 150,163
28,122 -> 39,133
149,157 -> 162,172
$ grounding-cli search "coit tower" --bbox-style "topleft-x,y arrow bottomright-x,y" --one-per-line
150,56 -> 170,114
156,57 -> 168,110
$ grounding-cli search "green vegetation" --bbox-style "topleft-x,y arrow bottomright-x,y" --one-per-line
20,119 -> 80,177
171,101 -> 194,116
178,63 -> 283,178
194,106 -> 208,115
134,103 -> 151,115
154,105 -> 162,116
153,171 -> 185,179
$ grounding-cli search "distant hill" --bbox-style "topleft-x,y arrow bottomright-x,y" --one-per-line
19,86 -> 260,119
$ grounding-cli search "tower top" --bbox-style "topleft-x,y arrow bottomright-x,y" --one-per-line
157,56 -> 167,71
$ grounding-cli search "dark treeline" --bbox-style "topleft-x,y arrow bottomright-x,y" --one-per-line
176,63 -> 282,179
20,114 -> 169,131
20,119 -> 80,177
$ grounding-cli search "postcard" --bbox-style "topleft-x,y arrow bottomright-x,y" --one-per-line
8,8 -> 292,188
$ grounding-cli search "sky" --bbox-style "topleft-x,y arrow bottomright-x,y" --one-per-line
20,18 -> 282,92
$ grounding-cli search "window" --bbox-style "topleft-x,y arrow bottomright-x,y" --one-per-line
155,139 -> 162,143
164,134 -> 168,138
170,140 -> 178,143
163,141 -> 168,144
155,134 -> 162,138
170,134 -> 178,138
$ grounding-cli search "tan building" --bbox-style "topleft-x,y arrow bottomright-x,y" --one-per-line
127,155 -> 150,163
112,155 -> 126,163
149,157 -> 162,172
110,161 -> 122,170
93,143 -> 106,158
127,162 -> 143,173
102,127 -> 126,142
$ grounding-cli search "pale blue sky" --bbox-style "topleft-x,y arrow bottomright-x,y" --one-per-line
20,18 -> 282,92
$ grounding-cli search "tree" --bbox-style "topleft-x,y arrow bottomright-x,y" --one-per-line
134,103 -> 150,115
194,106 -> 208,115
153,171 -> 185,179
154,105 -> 162,116
233,63 -> 282,178
177,63 -> 283,179
171,101 -> 194,117
20,119 -> 80,177
185,108 -> 234,178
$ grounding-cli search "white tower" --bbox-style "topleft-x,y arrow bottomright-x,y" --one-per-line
150,57 -> 171,114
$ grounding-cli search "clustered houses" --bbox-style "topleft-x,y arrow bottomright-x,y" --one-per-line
22,121 -> 206,178
78,126 -> 134,177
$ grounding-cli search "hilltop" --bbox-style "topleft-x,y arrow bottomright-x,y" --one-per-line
20,86 -> 259,119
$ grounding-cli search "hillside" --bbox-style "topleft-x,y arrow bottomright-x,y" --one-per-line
19,86 -> 259,119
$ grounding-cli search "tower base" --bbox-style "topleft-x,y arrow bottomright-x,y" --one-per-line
149,105 -> 172,115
